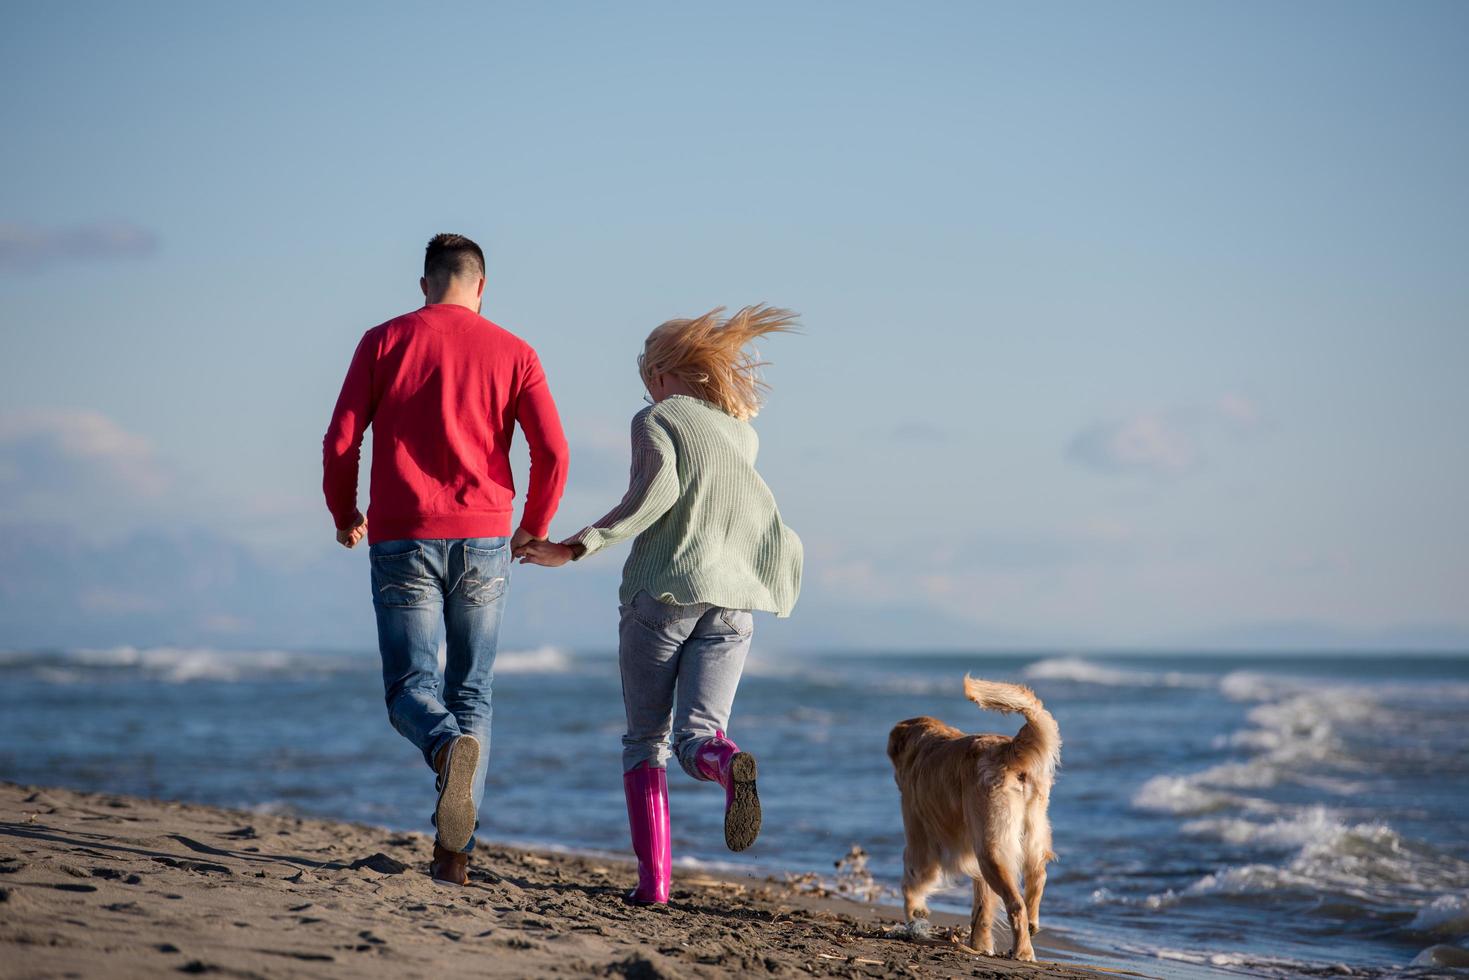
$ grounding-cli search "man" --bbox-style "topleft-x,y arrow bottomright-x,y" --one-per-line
322,233 -> 569,884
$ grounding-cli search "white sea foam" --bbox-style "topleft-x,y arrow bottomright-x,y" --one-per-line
8,646 -> 363,683
153,648 -> 298,682
1132,775 -> 1237,815
1025,657 -> 1141,685
1023,656 -> 1212,689
495,646 -> 573,674
1182,806 -> 1343,848
1192,759 -> 1283,790
6,644 -> 576,681
1218,669 -> 1297,703
1294,773 -> 1373,795
1131,659 -> 1469,953
1408,894 -> 1469,937
1143,890 -> 1180,910
1153,947 -> 1353,975
1183,820 -> 1469,904
1143,681 -> 1382,820
1222,668 -> 1469,708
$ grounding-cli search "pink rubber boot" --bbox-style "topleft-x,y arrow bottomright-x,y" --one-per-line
693,731 -> 762,852
622,763 -> 671,904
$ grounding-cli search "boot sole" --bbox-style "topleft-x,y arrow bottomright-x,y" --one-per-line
435,735 -> 480,853
724,752 -> 761,852
624,889 -> 668,906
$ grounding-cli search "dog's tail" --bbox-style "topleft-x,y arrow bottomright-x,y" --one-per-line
963,675 -> 1061,778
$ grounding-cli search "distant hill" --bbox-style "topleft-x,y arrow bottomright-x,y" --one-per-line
1,523 -> 1464,655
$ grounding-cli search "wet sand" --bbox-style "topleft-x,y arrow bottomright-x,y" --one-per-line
0,781 -> 1130,979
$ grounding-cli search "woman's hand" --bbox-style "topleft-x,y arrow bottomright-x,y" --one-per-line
517,540 -> 574,567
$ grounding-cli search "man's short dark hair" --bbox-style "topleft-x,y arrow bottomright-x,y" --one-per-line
424,233 -> 485,284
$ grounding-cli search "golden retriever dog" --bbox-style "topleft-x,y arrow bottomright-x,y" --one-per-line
887,676 -> 1060,961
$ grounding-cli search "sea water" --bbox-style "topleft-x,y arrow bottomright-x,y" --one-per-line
1,647 -> 1466,977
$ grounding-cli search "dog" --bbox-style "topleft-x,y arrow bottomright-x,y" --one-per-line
887,676 -> 1060,961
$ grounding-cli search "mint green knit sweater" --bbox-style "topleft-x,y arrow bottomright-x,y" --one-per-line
566,395 -> 802,617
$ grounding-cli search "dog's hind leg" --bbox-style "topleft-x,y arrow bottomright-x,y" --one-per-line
969,784 -> 1034,961
901,851 -> 941,925
977,852 -> 1033,962
1023,799 -> 1053,935
967,876 -> 997,955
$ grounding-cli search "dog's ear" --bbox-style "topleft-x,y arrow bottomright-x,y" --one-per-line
887,721 -> 914,763
888,718 -> 927,764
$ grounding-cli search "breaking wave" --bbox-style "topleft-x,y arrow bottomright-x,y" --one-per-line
1408,894 -> 1469,938
1132,674 -> 1385,817
495,646 -> 573,674
0,644 -> 577,682
1023,656 -> 1213,689
1181,819 -> 1469,902
1148,947 -> 1358,977
1127,664 -> 1469,971
0,646 -> 366,683
1132,775 -> 1241,816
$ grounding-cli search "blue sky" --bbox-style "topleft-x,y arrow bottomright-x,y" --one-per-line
2,1 -> 1466,652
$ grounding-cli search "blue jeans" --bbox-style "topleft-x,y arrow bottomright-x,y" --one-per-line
369,536 -> 509,850
618,590 -> 755,776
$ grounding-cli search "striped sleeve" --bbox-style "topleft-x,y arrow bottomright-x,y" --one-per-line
566,413 -> 679,558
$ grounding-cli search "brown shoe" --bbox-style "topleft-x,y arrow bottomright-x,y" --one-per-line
432,734 -> 480,853
430,842 -> 469,885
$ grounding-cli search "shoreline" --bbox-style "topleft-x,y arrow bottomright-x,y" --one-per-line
0,781 -> 1135,979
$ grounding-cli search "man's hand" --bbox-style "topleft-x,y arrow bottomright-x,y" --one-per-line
517,540 -> 574,567
336,515 -> 367,549
511,527 -> 540,558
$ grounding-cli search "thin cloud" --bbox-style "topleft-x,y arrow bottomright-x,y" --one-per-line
1068,412 -> 1199,476
0,221 -> 159,272
0,409 -> 168,499
1067,395 -> 1265,477
1216,392 -> 1263,428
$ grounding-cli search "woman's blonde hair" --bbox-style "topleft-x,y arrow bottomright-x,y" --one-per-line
639,305 -> 799,420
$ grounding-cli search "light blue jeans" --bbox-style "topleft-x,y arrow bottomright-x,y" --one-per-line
618,590 -> 755,776
369,537 -> 509,850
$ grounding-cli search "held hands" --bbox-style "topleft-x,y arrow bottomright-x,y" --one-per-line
512,526 -> 580,567
510,527 -> 538,555
336,515 -> 368,549
517,539 -> 575,567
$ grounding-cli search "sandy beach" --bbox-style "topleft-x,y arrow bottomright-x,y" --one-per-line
0,781 -> 1121,979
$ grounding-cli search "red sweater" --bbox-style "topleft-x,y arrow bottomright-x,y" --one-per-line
322,303 -> 569,544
